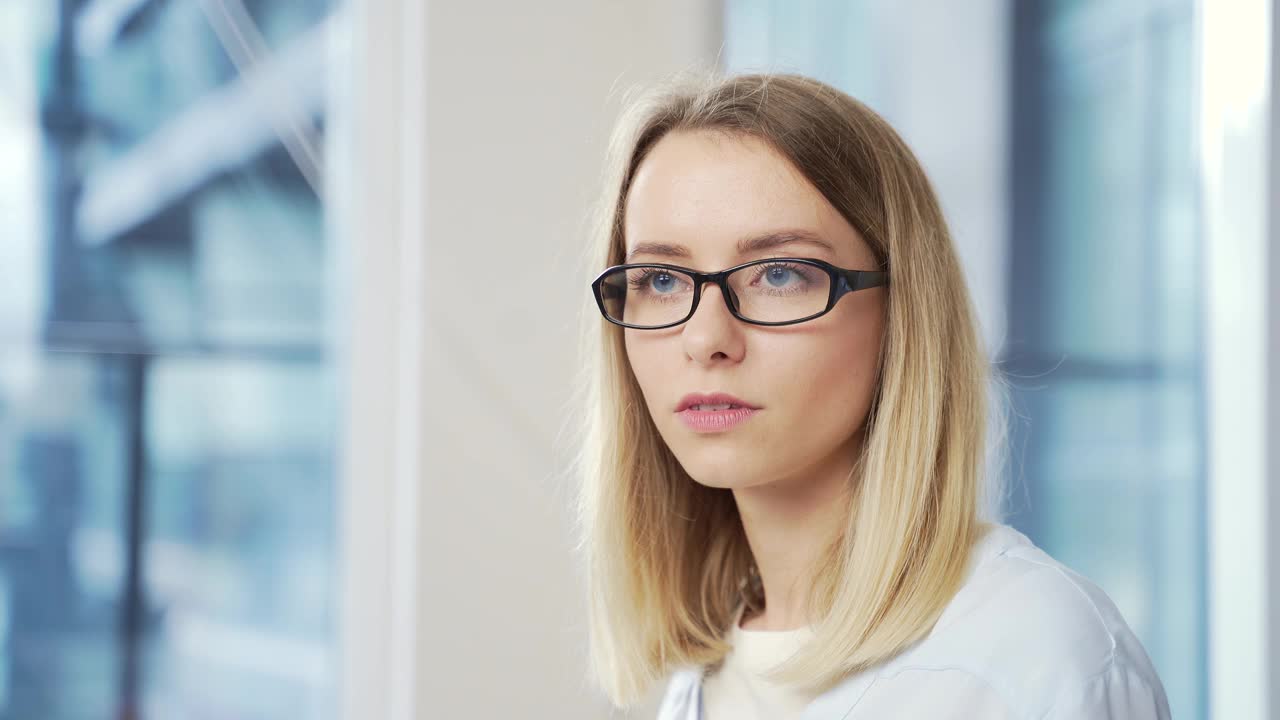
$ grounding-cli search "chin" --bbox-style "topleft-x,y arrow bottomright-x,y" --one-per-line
675,457 -> 760,490
687,474 -> 740,490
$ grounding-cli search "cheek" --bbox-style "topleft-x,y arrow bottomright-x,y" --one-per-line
623,332 -> 662,403
623,331 -> 644,378
801,328 -> 882,430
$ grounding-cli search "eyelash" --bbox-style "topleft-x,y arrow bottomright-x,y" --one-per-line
626,262 -> 816,289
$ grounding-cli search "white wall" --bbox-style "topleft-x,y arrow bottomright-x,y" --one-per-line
338,2 -> 723,718
1199,0 -> 1278,717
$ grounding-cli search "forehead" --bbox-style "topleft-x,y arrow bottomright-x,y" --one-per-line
622,130 -> 867,267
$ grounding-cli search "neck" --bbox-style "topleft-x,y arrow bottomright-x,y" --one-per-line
733,433 -> 861,632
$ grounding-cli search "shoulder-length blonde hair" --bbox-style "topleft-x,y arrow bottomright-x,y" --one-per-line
569,70 -> 1001,709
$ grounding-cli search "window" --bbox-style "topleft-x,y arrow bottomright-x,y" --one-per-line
0,2 -> 342,717
1007,2 -> 1205,717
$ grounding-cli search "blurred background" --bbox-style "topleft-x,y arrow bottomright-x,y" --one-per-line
0,1 -> 1275,719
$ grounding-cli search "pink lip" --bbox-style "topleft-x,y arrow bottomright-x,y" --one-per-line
675,392 -> 760,412
677,406 -> 759,433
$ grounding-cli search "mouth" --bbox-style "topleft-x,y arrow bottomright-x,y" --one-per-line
675,392 -> 761,413
674,404 -> 760,433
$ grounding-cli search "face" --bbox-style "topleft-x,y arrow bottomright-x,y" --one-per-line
621,129 -> 887,493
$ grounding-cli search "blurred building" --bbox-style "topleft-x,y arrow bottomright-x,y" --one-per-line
0,1 -> 339,717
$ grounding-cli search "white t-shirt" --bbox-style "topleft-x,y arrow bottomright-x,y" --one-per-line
657,522 -> 1171,720
700,603 -> 816,719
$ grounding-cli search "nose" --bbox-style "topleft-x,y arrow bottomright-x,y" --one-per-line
681,281 -> 744,365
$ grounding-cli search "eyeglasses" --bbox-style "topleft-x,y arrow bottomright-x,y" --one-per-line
591,257 -> 888,329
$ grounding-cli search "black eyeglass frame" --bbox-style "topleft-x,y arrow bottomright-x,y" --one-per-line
591,257 -> 889,330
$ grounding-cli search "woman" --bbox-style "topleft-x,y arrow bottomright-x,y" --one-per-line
570,71 -> 1170,719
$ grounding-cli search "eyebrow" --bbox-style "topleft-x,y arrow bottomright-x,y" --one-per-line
623,229 -> 836,263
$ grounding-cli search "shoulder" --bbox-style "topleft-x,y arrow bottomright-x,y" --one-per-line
655,667 -> 702,720
893,523 -> 1170,717
931,525 -> 1120,671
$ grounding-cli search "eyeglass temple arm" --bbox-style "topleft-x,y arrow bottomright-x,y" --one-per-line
838,270 -> 890,294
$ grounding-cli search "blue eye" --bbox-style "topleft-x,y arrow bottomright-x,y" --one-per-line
628,269 -> 684,294
765,266 -> 795,287
751,263 -> 813,291
651,273 -> 678,292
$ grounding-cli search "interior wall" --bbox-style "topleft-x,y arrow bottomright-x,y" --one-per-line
415,2 -> 722,717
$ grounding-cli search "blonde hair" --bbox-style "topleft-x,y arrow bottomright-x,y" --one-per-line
568,70 -> 1002,709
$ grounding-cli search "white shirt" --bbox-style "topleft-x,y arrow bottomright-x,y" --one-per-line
656,523 -> 1171,720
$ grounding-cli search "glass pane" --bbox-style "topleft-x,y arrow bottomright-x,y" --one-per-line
0,2 -> 343,718
1010,2 -> 1205,718
724,0 -> 883,109
1041,38 -> 1149,363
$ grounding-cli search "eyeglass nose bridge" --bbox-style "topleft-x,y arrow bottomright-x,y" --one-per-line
686,269 -> 742,318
